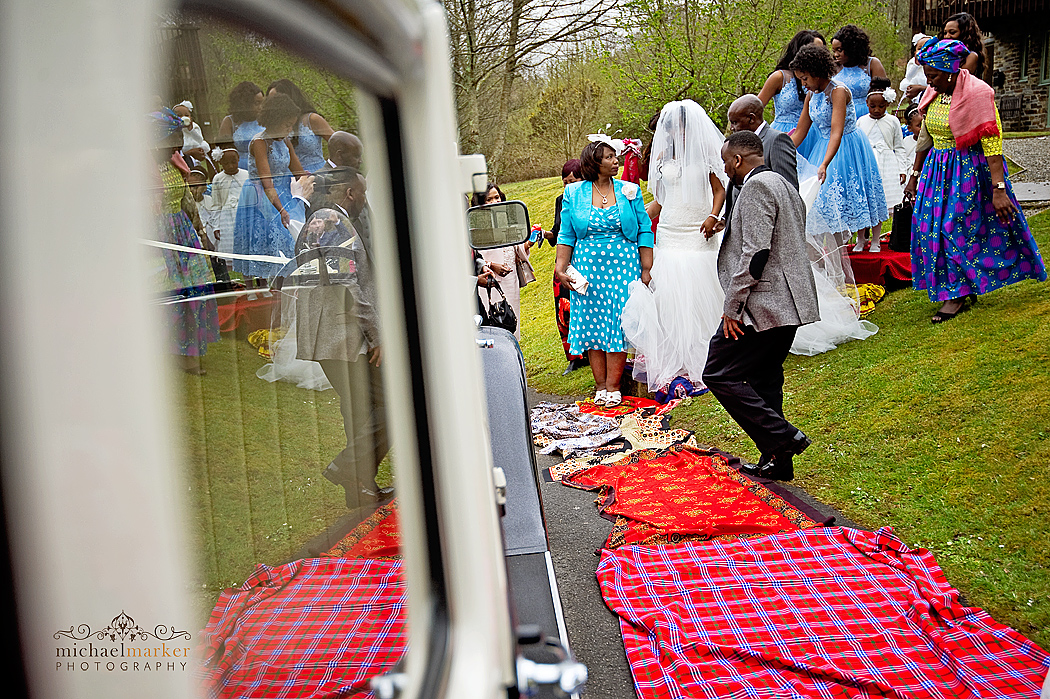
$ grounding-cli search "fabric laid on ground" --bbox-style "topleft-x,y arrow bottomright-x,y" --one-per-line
598,526 -> 1050,699
576,395 -> 680,418
619,412 -> 697,451
562,445 -> 809,542
197,557 -> 406,699
323,499 -> 400,559
531,401 -> 622,457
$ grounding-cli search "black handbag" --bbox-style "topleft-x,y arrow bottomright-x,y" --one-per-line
480,283 -> 517,333
889,202 -> 914,253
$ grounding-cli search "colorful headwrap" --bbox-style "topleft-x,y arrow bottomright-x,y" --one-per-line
149,108 -> 183,144
917,39 -> 970,74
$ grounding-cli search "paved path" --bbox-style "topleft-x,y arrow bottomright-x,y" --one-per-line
528,388 -> 859,698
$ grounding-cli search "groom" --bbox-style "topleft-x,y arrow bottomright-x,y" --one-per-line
702,131 -> 818,481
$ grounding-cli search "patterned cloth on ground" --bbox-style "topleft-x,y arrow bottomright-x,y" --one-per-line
531,402 -> 622,457
598,526 -> 1050,699
323,500 -> 400,559
618,413 -> 696,451
562,445 -> 808,542
653,376 -> 706,403
853,282 -> 886,317
197,557 -> 406,699
576,395 -> 679,418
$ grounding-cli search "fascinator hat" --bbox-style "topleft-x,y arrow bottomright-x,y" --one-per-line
587,125 -> 625,155
917,39 -> 970,74
149,108 -> 184,148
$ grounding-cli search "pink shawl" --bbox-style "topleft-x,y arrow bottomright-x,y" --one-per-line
918,69 -> 999,150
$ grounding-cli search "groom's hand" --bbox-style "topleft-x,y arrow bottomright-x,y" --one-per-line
722,315 -> 745,340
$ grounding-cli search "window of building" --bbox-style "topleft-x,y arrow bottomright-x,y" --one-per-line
1041,31 -> 1050,84
1020,35 -> 1030,82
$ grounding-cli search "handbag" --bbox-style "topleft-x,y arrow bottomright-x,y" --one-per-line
889,202 -> 914,253
480,283 -> 517,333
515,256 -> 537,286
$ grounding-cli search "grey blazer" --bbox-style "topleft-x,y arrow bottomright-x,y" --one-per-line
724,124 -> 798,237
717,167 -> 819,332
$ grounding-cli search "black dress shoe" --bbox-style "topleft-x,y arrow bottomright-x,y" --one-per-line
740,455 -> 794,481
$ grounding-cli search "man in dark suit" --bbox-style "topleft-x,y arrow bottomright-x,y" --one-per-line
703,131 -> 818,481
721,94 -> 799,240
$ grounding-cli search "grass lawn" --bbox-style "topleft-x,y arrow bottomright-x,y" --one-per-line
507,175 -> 1050,648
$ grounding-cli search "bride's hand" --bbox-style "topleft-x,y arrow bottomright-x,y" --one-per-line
641,269 -> 652,286
701,215 -> 718,239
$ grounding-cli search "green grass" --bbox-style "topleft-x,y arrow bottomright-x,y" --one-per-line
177,335 -> 391,624
1004,130 -> 1050,139
510,175 -> 1050,648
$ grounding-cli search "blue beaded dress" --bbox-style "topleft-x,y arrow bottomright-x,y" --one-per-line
233,136 -> 306,278
804,80 -> 887,236
835,61 -> 873,118
293,118 -> 327,173
567,205 -> 640,355
770,70 -> 817,159
232,119 -> 264,172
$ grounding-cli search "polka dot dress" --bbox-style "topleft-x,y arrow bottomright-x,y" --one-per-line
912,96 -> 1046,301
567,205 -> 640,355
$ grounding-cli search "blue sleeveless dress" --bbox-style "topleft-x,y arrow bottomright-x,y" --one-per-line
805,80 -> 886,235
770,70 -> 817,159
836,60 -> 872,118
232,120 -> 264,172
233,136 -> 306,278
293,118 -> 327,173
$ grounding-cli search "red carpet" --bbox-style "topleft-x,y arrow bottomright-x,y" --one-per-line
562,445 -> 813,545
324,500 -> 400,559
848,249 -> 912,286
598,527 -> 1050,699
197,557 -> 406,699
216,293 -> 279,333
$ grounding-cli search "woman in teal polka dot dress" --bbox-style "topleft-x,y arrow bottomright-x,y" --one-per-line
554,141 -> 654,407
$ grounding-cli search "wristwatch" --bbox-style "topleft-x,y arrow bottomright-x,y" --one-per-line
994,182 -> 1006,190
910,169 -> 921,178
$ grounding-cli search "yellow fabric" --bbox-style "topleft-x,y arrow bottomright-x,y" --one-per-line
925,95 -> 1003,155
159,162 -> 185,214
853,283 -> 886,318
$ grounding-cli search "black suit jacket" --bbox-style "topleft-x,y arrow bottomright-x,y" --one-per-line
725,123 -> 799,236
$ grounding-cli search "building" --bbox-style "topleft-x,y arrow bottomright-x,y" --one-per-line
911,0 -> 1048,131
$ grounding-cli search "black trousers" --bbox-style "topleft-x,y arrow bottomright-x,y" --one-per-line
319,357 -> 389,492
702,321 -> 800,457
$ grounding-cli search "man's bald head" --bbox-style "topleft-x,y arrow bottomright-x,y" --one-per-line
727,94 -> 765,133
329,131 -> 363,169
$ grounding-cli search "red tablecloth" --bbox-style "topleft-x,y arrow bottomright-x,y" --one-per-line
216,293 -> 279,333
848,250 -> 912,286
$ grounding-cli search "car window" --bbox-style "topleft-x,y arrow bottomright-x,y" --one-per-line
150,11 -> 409,694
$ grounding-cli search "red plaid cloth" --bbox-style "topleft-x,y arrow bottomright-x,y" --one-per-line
598,527 -> 1050,698
197,557 -> 406,699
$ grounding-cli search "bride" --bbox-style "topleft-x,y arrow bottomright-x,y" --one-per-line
621,99 -> 727,393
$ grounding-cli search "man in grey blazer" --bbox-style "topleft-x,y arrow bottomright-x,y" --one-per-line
702,131 -> 818,481
722,94 -> 798,239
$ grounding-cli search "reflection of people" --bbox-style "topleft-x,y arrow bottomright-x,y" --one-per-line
327,131 -> 363,169
150,109 -> 219,375
233,93 -> 307,279
268,79 -> 335,173
554,141 -> 653,408
904,40 -> 1046,323
473,183 -> 534,339
621,99 -> 727,394
704,131 -> 818,482
216,81 -> 265,172
830,24 -> 887,119
548,160 -> 587,374
210,149 -> 248,255
173,100 -> 210,169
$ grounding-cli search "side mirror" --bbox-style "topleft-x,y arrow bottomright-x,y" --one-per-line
467,200 -> 531,250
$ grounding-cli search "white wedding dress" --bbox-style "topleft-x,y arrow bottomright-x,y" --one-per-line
621,100 -> 727,393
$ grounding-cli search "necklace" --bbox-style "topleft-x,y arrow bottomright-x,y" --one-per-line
596,181 -> 613,206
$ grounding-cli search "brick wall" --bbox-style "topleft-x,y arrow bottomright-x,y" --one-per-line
994,30 -> 1049,132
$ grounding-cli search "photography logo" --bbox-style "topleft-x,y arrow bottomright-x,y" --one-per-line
54,611 -> 192,673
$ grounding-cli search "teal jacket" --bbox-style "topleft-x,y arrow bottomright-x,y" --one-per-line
556,179 -> 654,248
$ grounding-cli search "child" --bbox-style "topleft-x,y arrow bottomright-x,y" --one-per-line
187,168 -> 230,282
210,149 -> 248,255
901,104 -> 923,166
854,79 -> 909,253
174,101 -> 210,171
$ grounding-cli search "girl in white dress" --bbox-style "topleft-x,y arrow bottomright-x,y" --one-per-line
854,80 -> 909,252
621,100 -> 727,393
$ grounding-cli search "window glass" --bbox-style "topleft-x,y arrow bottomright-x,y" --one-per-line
150,12 -> 406,694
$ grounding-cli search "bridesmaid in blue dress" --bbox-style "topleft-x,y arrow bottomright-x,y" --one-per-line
233,93 -> 307,279
215,81 -> 265,172
267,79 -> 335,173
554,141 -> 653,408
758,30 -> 826,160
790,44 -> 886,240
831,24 -> 887,119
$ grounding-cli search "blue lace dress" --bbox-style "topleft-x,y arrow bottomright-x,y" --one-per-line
836,61 -> 872,118
232,119 -> 264,172
233,136 -> 306,278
770,70 -> 817,159
805,80 -> 887,235
567,205 -> 640,355
293,118 -> 327,173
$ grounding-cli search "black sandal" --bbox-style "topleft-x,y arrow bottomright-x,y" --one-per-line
931,297 -> 971,324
